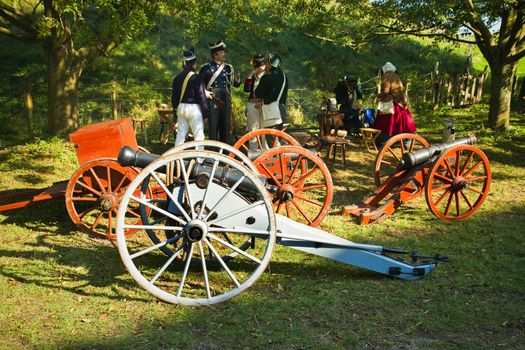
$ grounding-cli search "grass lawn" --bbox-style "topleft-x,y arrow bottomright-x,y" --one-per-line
0,103 -> 524,349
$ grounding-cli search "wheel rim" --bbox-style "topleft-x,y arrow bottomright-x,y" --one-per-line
65,159 -> 145,239
233,128 -> 300,160
253,146 -> 333,227
143,140 -> 257,256
425,145 -> 491,221
116,150 -> 276,305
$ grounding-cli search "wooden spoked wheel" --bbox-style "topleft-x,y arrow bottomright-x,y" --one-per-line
253,146 -> 333,227
233,129 -> 300,160
116,150 -> 276,305
65,159 -> 148,239
374,133 -> 430,187
425,145 -> 491,221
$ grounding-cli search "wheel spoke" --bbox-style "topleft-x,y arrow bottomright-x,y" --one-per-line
287,155 -> 303,184
435,189 -> 450,206
408,139 -> 416,152
78,204 -> 98,219
443,158 -> 456,179
285,202 -> 292,218
72,197 -> 98,202
125,208 -> 141,218
91,211 -> 104,230
203,238 -> 240,287
75,179 -> 102,197
150,171 -> 191,222
108,211 -> 113,235
387,147 -> 401,161
176,243 -> 194,297
149,240 -> 186,284
178,159 -> 196,219
114,170 -> 131,193
130,194 -> 186,226
198,241 -> 212,299
459,150 -> 475,176
89,167 -> 107,192
455,151 -> 461,177
459,190 -> 474,209
431,183 -> 452,193
258,162 -> 283,187
466,175 -> 488,182
462,160 -> 483,178
291,199 -> 313,225
106,166 -> 112,191
279,153 -> 286,184
198,159 -> 219,220
399,140 -> 406,154
295,194 -> 324,207
295,183 -> 326,192
292,164 -> 319,187
380,159 -> 397,166
434,168 -> 454,183
208,200 -> 266,226
203,175 -> 247,221
208,233 -> 262,264
131,234 -> 185,259
455,192 -> 460,216
276,200 -> 284,214
208,226 -> 271,238
467,186 -> 485,195
443,192 -> 454,216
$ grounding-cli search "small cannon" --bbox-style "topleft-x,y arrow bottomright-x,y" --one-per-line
343,133 -> 491,224
114,141 -> 447,305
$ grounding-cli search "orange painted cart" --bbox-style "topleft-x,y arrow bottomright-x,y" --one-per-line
0,118 -> 145,239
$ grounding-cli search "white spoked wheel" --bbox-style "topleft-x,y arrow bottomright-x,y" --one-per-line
162,140 -> 258,173
116,150 -> 276,305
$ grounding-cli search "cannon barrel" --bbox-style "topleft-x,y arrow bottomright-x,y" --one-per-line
117,146 -> 267,195
399,135 -> 476,169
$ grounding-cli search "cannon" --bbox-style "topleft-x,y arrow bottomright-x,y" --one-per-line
114,142 -> 447,305
343,133 -> 491,224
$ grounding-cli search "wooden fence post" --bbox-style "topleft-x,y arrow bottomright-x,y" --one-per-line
476,66 -> 488,103
110,77 -> 118,119
23,87 -> 33,134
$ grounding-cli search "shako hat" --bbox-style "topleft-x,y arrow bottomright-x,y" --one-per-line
208,40 -> 226,54
268,52 -> 282,68
250,54 -> 266,67
182,48 -> 196,62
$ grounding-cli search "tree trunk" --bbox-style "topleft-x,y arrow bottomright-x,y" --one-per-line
43,40 -> 83,136
488,60 -> 517,131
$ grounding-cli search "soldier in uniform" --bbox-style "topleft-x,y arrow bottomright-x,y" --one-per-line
171,48 -> 209,146
199,40 -> 241,145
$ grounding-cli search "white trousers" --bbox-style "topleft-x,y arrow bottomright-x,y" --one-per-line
175,103 -> 205,146
246,101 -> 262,149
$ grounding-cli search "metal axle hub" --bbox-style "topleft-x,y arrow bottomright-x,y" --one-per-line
279,184 -> 295,202
184,220 -> 208,242
451,176 -> 468,191
99,192 -> 118,211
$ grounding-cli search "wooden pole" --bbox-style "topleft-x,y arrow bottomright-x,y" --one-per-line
476,66 -> 488,103
111,77 -> 118,119
23,89 -> 34,134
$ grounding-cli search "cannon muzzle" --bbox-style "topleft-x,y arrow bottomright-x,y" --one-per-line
118,146 -> 267,195
399,135 -> 476,169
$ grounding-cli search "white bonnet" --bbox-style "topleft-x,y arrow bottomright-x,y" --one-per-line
382,62 -> 397,73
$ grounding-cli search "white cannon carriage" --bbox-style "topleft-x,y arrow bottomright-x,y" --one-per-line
115,140 -> 445,305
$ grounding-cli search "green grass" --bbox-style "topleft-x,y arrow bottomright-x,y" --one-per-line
1,103 -> 524,349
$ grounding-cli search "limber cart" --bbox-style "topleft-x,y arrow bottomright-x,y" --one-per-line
114,141 -> 448,306
0,118 -> 145,239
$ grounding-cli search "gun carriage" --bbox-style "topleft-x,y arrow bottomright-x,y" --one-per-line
344,133 -> 491,224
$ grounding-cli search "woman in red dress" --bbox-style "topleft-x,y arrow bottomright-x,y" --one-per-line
373,62 -> 416,146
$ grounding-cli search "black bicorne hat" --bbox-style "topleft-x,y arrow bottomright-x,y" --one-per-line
268,52 -> 282,68
208,40 -> 226,53
250,54 -> 265,67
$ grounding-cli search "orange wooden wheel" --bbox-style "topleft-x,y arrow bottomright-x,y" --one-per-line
233,129 -> 300,159
374,133 -> 430,187
425,145 -> 491,221
253,146 -> 333,227
65,159 -> 148,239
